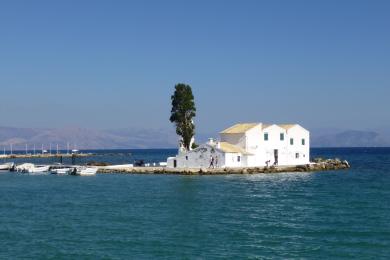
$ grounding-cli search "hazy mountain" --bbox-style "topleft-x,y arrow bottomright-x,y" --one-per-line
0,126 -> 179,150
0,126 -> 389,150
311,130 -> 390,147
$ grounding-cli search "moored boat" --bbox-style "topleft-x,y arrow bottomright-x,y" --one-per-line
51,168 -> 75,175
0,162 -> 15,171
16,163 -> 34,173
28,165 -> 50,173
72,167 -> 98,176
16,163 -> 50,174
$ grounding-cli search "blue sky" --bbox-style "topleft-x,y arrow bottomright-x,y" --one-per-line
0,0 -> 389,134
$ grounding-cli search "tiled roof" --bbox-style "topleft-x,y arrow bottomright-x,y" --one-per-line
218,142 -> 251,155
262,124 -> 272,129
261,124 -> 299,130
278,124 -> 298,130
220,123 -> 303,133
220,123 -> 259,134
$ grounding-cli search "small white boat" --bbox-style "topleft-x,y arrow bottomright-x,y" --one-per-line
73,167 -> 97,176
16,163 -> 35,172
0,162 -> 15,170
16,163 -> 50,173
28,165 -> 50,173
51,168 -> 74,175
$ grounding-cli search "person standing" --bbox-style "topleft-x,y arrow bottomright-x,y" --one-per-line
209,155 -> 214,168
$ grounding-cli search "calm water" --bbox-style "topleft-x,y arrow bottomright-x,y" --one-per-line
0,148 -> 390,259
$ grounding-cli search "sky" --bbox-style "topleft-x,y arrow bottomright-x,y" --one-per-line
0,0 -> 389,134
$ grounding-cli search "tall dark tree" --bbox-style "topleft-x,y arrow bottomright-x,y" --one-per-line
170,83 -> 196,151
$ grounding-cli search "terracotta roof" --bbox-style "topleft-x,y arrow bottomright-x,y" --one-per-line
218,142 -> 251,154
220,123 -> 259,134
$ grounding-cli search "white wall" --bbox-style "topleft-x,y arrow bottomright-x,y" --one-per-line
166,143 -> 248,169
284,126 -> 310,165
233,124 -> 310,167
224,153 -> 245,167
260,124 -> 288,166
168,144 -> 228,168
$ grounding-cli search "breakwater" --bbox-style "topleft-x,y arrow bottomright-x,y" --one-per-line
97,158 -> 350,175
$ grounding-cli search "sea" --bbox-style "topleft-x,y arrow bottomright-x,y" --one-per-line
0,148 -> 389,259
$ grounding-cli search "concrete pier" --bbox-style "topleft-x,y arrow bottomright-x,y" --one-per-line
97,158 -> 350,175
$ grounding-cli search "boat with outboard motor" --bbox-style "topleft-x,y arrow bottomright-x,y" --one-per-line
71,166 -> 98,176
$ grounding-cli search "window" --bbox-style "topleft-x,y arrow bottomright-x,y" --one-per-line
264,133 -> 269,141
280,133 -> 284,141
290,138 -> 294,145
237,156 -> 241,162
302,138 -> 305,145
295,153 -> 299,159
186,156 -> 188,160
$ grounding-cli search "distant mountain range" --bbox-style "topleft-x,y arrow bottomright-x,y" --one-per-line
311,129 -> 390,147
0,126 -> 179,150
0,126 -> 389,150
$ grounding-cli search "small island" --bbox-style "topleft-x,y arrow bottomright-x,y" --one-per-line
97,158 -> 350,175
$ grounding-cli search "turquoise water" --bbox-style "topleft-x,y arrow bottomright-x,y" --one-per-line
1,148 -> 390,259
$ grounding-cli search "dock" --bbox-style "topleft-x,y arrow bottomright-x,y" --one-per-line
96,158 -> 350,175
3,158 -> 350,175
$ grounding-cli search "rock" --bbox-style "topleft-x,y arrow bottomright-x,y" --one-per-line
313,157 -> 324,163
343,160 -> 350,168
296,164 -> 311,172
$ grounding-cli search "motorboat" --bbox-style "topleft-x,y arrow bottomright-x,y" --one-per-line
16,163 -> 34,172
0,162 -> 15,171
28,165 -> 50,173
71,167 -> 97,176
51,167 -> 75,175
16,163 -> 50,173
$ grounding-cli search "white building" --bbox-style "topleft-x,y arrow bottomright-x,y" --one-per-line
167,123 -> 310,168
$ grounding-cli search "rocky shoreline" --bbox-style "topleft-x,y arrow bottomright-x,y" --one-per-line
97,158 -> 350,175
